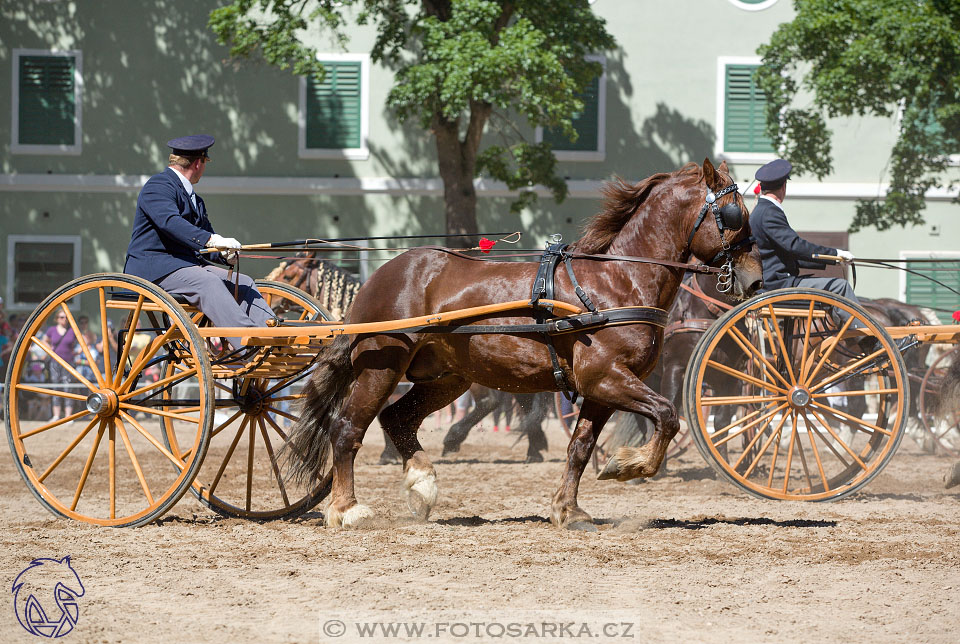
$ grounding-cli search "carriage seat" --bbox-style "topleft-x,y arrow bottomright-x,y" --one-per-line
109,288 -> 192,306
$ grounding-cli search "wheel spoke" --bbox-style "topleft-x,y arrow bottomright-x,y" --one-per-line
120,365 -> 199,401
118,410 -> 188,471
701,394 -> 783,406
706,359 -> 786,394
743,412 -> 790,479
799,412 -> 829,492
246,423 -> 256,512
19,409 -> 90,439
209,417 -> 249,496
117,323 -> 186,393
806,407 -> 866,470
712,403 -> 788,446
113,294 -> 145,388
99,287 -> 113,384
811,387 -> 898,399
14,383 -> 88,402
803,314 -> 856,386
62,304 -> 106,389
28,336 -> 97,391
809,400 -> 892,436
115,416 -> 155,505
781,413 -> 799,494
728,325 -> 793,390
71,421 -> 106,511
265,406 -> 298,422
731,410 -> 777,472
120,401 -> 201,425
38,417 -> 100,483
108,422 -> 117,519
263,413 -> 289,441
258,417 -> 290,507
764,303 -> 800,386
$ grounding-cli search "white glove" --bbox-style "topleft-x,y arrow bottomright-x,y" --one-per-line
836,249 -> 855,263
206,234 -> 241,265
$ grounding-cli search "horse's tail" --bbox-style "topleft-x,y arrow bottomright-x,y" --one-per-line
283,335 -> 355,485
936,350 -> 960,425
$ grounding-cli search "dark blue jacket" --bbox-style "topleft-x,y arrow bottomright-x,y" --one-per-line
751,197 -> 837,290
124,168 -> 221,282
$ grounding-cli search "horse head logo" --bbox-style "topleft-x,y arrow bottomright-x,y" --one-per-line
12,556 -> 85,638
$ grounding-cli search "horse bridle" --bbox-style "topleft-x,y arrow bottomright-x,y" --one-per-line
685,182 -> 750,293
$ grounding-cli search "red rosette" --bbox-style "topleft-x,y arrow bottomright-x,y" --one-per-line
478,238 -> 495,253
953,310 -> 960,323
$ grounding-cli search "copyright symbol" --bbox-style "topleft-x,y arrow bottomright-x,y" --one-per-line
323,620 -> 346,638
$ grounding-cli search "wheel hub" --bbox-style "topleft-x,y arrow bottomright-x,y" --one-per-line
237,388 -> 267,415
788,386 -> 811,409
86,390 -> 119,418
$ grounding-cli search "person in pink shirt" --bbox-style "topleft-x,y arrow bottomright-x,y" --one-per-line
43,311 -> 77,421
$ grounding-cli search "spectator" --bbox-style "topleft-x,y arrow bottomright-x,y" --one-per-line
74,314 -> 100,382
43,311 -> 77,421
95,319 -> 119,374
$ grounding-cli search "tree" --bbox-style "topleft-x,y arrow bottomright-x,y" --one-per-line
755,0 -> 960,232
209,0 -> 615,239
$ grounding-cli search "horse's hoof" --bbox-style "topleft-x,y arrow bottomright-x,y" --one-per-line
404,466 -> 438,521
325,504 -> 374,529
945,462 -> 960,489
566,520 -> 598,532
597,456 -> 622,480
525,451 -> 544,463
379,453 -> 401,465
440,443 -> 460,457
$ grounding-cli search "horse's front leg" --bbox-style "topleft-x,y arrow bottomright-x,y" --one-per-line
551,399 -> 614,531
597,381 -> 680,481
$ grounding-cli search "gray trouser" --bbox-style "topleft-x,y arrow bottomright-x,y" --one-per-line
793,276 -> 865,329
158,265 -> 275,350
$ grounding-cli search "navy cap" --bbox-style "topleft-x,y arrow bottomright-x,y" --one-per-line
167,134 -> 215,158
755,158 -> 792,185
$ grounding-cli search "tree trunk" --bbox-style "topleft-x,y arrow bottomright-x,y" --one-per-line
433,103 -> 491,248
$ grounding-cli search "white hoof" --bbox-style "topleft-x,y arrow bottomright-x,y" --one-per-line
403,466 -> 438,521
325,503 -> 375,529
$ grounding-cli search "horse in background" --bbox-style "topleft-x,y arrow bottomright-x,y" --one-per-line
441,385 -> 551,462
265,251 -> 360,320
285,159 -> 762,530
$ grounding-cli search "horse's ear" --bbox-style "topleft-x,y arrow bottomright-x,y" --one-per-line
718,159 -> 729,173
702,157 -> 720,190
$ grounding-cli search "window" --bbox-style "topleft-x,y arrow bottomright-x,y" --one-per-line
900,252 -> 960,324
726,0 -> 780,10
716,57 -> 775,162
12,49 -> 82,155
537,55 -> 606,162
299,54 -> 369,160
6,236 -> 82,309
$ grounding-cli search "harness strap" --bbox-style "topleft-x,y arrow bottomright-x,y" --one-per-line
563,255 -> 599,314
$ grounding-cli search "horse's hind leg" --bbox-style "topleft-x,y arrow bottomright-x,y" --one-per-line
379,376 -> 470,521
326,370 -> 403,529
551,399 -> 614,531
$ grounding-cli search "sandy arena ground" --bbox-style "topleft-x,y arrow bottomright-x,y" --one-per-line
1,413 -> 958,643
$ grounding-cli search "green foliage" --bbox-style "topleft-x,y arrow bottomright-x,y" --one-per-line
755,0 -> 960,232
209,1 -> 614,224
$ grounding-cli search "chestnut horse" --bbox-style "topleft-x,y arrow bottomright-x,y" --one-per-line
286,159 -> 763,530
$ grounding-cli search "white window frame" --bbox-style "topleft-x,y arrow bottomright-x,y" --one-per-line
6,235 -> 82,310
536,54 -> 607,162
298,52 -> 370,160
715,56 -> 777,164
898,249 -> 960,305
11,48 -> 83,155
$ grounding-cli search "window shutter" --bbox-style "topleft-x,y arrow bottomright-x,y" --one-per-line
905,260 -> 960,324
306,62 -> 362,149
544,75 -> 600,152
724,64 -> 774,153
19,55 -> 76,146
13,242 -> 76,305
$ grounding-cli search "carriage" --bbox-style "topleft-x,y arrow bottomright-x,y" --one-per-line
4,160 -> 958,528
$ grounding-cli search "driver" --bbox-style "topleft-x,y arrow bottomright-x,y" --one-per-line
123,134 -> 275,351
750,158 -> 867,333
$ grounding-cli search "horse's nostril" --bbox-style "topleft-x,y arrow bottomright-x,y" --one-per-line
750,279 -> 763,293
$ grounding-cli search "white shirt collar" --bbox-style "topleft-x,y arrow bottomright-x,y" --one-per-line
169,166 -> 195,198
759,194 -> 783,211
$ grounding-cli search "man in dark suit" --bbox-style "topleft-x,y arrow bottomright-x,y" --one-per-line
124,135 -> 274,350
750,158 -> 867,331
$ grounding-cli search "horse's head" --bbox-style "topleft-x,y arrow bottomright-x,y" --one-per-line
686,158 -> 763,300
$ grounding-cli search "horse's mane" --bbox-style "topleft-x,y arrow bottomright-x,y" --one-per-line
570,162 -> 703,254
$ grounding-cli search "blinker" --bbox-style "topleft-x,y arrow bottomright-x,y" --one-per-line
719,203 -> 743,231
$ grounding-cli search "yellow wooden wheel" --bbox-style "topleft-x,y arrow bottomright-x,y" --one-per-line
4,274 -> 213,526
682,288 -> 908,501
162,281 -> 333,519
918,347 -> 960,457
